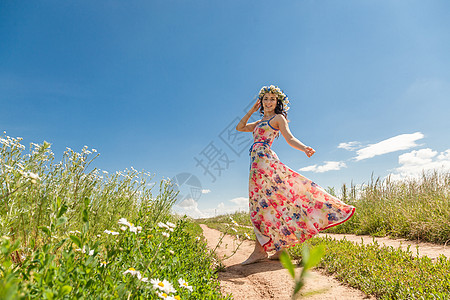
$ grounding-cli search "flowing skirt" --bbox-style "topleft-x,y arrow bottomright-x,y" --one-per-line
249,146 -> 355,252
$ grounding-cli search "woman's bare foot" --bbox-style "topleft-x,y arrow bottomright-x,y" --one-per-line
268,250 -> 282,260
240,250 -> 268,265
240,240 -> 268,265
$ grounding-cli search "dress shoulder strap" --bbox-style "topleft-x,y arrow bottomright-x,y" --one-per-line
267,115 -> 279,131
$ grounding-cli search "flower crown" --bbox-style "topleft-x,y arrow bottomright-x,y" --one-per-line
258,85 -> 290,111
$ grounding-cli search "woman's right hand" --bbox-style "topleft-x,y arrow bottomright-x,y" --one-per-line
250,99 -> 261,114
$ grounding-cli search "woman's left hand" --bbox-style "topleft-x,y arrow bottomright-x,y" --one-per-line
305,147 -> 315,158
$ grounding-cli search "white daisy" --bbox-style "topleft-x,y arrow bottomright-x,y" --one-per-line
150,278 -> 177,294
123,267 -> 142,280
118,218 -> 131,227
166,221 -> 176,228
158,222 -> 170,230
178,278 -> 193,292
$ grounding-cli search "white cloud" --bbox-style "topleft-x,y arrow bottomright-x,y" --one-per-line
299,161 -> 347,173
172,197 -> 249,219
201,189 -> 211,194
173,198 -> 207,219
354,132 -> 424,161
338,141 -> 361,151
229,197 -> 248,207
389,148 -> 450,180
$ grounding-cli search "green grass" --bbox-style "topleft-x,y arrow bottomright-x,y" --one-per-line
289,236 -> 450,299
324,171 -> 450,244
202,209 -> 450,298
0,134 -> 230,299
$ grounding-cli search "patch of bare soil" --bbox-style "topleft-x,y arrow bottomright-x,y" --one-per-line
200,224 -> 373,300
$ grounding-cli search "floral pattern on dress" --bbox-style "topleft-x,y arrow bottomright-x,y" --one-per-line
248,115 -> 355,252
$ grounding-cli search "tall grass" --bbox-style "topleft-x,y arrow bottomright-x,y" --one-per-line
0,135 -> 175,250
0,133 -> 228,299
325,171 -> 450,243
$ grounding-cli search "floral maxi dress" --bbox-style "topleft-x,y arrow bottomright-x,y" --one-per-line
248,115 -> 355,252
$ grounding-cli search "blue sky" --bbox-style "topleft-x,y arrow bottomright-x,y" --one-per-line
1,1 -> 449,218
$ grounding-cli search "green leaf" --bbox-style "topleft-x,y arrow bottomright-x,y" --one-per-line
56,216 -> 67,227
82,222 -> 89,234
40,226 -> 51,237
293,279 -> 304,295
53,238 -> 67,251
59,285 -> 72,296
70,235 -> 81,248
303,245 -> 324,271
57,203 -> 68,218
82,209 -> 88,223
45,290 -> 54,300
301,244 -> 310,265
279,250 -> 295,279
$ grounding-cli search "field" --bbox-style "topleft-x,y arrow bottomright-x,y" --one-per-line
0,135 -> 228,299
198,171 -> 450,299
2,133 -> 450,299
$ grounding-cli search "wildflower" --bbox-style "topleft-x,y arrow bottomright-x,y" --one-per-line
129,224 -> 142,234
100,261 -> 107,267
123,267 -> 146,281
195,237 -> 200,241
123,267 -> 139,276
118,218 -> 131,227
231,228 -> 238,233
244,233 -> 251,239
150,278 -> 177,294
92,148 -> 97,152
147,234 -> 153,239
69,230 -> 81,234
169,250 -> 174,255
97,234 -> 101,237
231,220 -> 239,227
118,218 -> 142,233
158,222 -> 170,230
174,296 -> 181,300
76,246 -> 94,256
178,278 -> 193,292
166,221 -> 176,228
162,232 -> 170,238
156,292 -> 169,299
104,230 -> 120,235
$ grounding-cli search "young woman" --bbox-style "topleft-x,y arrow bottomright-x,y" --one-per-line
236,85 -> 355,265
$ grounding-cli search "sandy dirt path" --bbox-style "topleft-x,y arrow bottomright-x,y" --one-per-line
200,224 -> 373,300
320,233 -> 450,259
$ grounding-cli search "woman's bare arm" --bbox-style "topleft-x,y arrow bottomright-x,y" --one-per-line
236,99 -> 261,132
274,115 -> 315,157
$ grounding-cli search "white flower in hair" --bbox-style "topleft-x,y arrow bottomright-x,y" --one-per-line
258,84 -> 290,112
